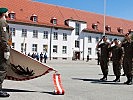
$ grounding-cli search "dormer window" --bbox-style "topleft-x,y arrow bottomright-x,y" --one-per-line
51,17 -> 57,25
30,14 -> 38,22
128,29 -> 133,34
64,20 -> 69,26
105,25 -> 111,32
9,11 -> 16,20
117,27 -> 123,33
92,23 -> 98,30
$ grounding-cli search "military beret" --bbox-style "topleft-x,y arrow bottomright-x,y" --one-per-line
0,8 -> 8,14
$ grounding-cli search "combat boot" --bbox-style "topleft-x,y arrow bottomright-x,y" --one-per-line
100,75 -> 107,81
113,76 -> 120,82
124,80 -> 129,84
124,76 -> 132,85
127,77 -> 132,85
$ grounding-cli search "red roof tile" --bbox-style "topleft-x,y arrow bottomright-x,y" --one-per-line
1,0 -> 133,35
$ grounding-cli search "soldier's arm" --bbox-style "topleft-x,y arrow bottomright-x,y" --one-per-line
108,40 -> 113,51
0,21 -> 10,52
119,48 -> 123,58
119,47 -> 124,64
108,43 -> 112,59
108,46 -> 113,52
7,25 -> 12,46
119,37 -> 127,47
96,38 -> 102,48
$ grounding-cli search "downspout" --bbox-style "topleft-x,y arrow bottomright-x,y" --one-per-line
49,27 -> 52,60
83,33 -> 85,60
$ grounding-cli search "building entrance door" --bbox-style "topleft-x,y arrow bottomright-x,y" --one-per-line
75,52 -> 80,60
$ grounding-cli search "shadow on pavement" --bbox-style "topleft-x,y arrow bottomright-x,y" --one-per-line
72,78 -> 100,83
72,78 -> 124,85
3,88 -> 55,95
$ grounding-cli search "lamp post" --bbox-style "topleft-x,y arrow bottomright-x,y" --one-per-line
103,0 -> 106,36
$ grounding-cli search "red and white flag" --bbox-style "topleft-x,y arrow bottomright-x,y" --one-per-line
53,73 -> 65,95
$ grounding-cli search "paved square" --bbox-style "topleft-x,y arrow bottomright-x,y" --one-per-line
3,60 -> 133,100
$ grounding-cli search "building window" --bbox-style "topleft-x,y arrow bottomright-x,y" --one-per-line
63,33 -> 67,41
21,43 -> 27,53
128,29 -> 133,34
43,45 -> 48,53
96,37 -> 99,43
117,27 -> 123,34
105,25 -> 111,32
22,29 -> 27,37
43,31 -> 48,39
32,44 -> 37,52
53,19 -> 57,25
53,45 -> 57,53
30,14 -> 38,22
9,11 -> 16,20
53,32 -> 58,40
51,17 -> 57,25
92,23 -> 98,30
62,46 -> 67,54
88,36 -> 92,43
75,23 -> 80,35
88,48 -> 92,55
10,27 -> 15,36
75,40 -> 80,48
12,43 -> 15,48
10,14 -> 15,19
33,17 -> 37,22
33,30 -> 38,38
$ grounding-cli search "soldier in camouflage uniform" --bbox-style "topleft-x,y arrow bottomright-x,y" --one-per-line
0,7 -> 11,97
121,33 -> 133,85
96,36 -> 110,81
109,38 -> 123,82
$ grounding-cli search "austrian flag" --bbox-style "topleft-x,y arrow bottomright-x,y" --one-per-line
53,73 -> 65,95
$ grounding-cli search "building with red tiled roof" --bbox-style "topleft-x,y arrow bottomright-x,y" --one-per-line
0,0 -> 132,60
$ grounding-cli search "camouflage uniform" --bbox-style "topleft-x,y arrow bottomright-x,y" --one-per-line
97,42 -> 110,80
109,45 -> 123,81
121,41 -> 133,84
0,17 -> 11,90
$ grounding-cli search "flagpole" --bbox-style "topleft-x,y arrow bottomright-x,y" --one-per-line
103,0 -> 106,36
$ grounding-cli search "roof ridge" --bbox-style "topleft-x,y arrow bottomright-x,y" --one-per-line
1,0 -> 133,35
32,0 -> 133,22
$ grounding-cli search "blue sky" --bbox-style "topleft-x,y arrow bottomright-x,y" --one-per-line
35,0 -> 133,21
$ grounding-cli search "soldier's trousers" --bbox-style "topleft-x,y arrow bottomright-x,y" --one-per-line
123,58 -> 133,77
100,59 -> 109,76
112,61 -> 121,76
0,50 -> 8,90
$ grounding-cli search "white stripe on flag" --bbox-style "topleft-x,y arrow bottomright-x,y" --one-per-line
55,75 -> 62,93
